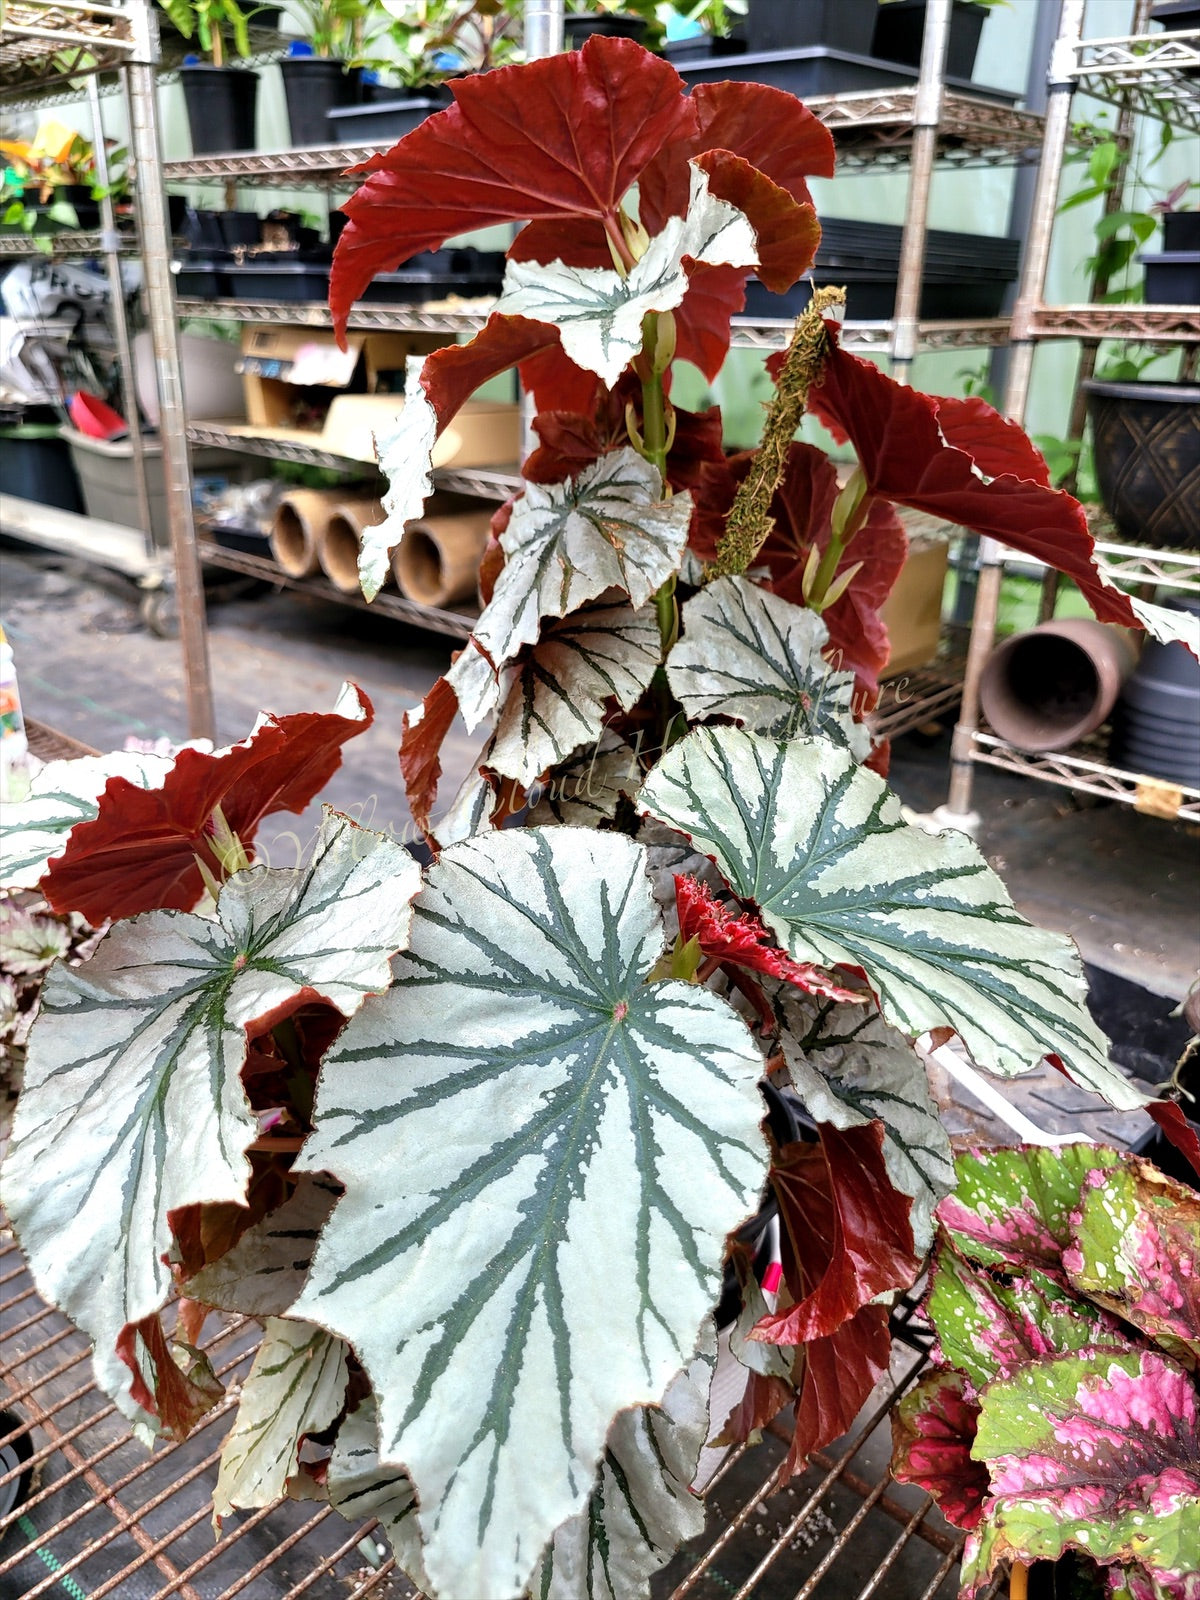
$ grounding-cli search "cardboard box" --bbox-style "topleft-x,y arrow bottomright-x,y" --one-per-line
879,536 -> 949,679
237,325 -> 449,433
321,393 -> 520,467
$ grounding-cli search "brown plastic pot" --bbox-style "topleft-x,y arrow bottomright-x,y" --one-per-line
979,619 -> 1139,752
317,498 -> 385,593
391,512 -> 492,607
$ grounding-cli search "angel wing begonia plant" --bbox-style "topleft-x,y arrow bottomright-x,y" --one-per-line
2,37 -> 1195,1600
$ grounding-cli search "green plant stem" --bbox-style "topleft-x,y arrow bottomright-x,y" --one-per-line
807,530 -> 849,609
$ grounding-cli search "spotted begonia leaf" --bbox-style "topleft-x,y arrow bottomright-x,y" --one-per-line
890,1370 -> 987,1532
448,449 -> 690,733
326,1397 -> 429,1589
494,165 -> 757,387
487,596 -> 660,786
41,684 -> 374,924
184,1174 -> 342,1317
529,1327 -> 715,1600
0,749 -> 172,890
293,827 -> 766,1598
640,727 -> 1139,1107
927,1248 -> 1120,1394
937,1144 -> 1124,1276
213,1318 -> 350,1522
527,730 -> 641,827
969,1349 -> 1200,1593
775,992 -> 954,1254
1065,1159 -> 1200,1363
666,576 -> 869,758
0,811 -> 419,1435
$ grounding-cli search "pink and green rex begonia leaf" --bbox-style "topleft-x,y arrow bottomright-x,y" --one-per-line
927,1246 -> 1124,1395
968,1348 -> 1200,1595
936,1143 -> 1124,1277
1064,1158 -> 1200,1365
890,1369 -> 988,1532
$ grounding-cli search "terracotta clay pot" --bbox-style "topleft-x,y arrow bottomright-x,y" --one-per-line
979,619 -> 1139,752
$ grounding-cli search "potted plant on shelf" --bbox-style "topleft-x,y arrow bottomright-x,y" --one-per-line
892,1142 -> 1200,1599
661,0 -> 747,66
327,0 -> 522,143
2,37 -> 1196,1600
563,0 -> 662,50
279,0 -> 368,146
872,0 -> 1001,83
159,0 -> 261,153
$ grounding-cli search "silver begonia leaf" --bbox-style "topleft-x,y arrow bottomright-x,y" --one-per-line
213,1317 -> 350,1521
293,826 -> 766,1599
494,165 -> 758,386
667,577 -> 869,759
446,449 -> 690,732
528,1323 -> 716,1600
0,811 -> 420,1435
641,727 -> 1139,1108
488,597 -> 661,786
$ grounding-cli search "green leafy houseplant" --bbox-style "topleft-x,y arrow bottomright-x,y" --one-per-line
157,0 -> 252,65
363,0 -> 525,85
2,37 -> 1198,1600
892,1144 -> 1200,1599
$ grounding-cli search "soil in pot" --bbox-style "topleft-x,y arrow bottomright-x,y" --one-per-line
281,56 -> 361,146
180,65 -> 258,154
563,13 -> 648,48
872,0 -> 989,80
1084,379 -> 1200,549
745,0 -> 879,53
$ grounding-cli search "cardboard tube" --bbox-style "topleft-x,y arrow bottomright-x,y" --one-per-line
392,511 -> 492,607
979,620 -> 1139,753
317,497 -> 386,594
270,490 -> 331,578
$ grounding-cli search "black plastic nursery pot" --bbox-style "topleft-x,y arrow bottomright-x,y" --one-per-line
1110,596 -> 1200,788
872,0 -> 989,79
223,260 -> 330,301
1150,0 -> 1200,30
280,56 -> 361,147
562,13 -> 649,47
1164,211 -> 1200,252
745,0 -> 879,53
1140,250 -> 1200,304
180,65 -> 258,154
663,34 -> 747,65
56,183 -> 100,227
326,86 -> 452,144
0,424 -> 84,513
1083,378 -> 1200,549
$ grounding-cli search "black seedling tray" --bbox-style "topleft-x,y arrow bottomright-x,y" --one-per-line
222,261 -> 331,301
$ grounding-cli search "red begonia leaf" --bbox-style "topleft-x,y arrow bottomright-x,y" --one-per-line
506,215 -> 615,271
891,1370 -> 988,1531
694,150 -> 821,293
675,874 -> 865,1003
719,1365 -> 796,1446
417,313 -> 568,424
638,80 -> 835,234
42,687 -> 373,924
118,1312 -> 224,1441
807,334 -> 1139,629
932,394 -> 1052,487
478,508 -> 511,607
330,37 -> 693,333
399,675 -> 459,843
674,261 -> 749,380
1147,1100 -> 1200,1183
787,1301 -> 893,1475
754,1124 -> 920,1347
518,339 -> 606,417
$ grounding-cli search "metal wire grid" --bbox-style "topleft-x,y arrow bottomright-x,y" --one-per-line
1019,305 -> 1200,343
1,1228 -> 990,1600
969,729 -> 1200,823
0,1 -> 135,93
1066,31 -> 1200,132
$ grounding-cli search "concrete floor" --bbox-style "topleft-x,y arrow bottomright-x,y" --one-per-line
4,540 -> 1196,1003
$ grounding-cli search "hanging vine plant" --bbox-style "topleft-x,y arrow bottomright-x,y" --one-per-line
2,36 -> 1197,1600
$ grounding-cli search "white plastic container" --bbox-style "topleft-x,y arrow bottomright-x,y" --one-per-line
133,330 -> 245,425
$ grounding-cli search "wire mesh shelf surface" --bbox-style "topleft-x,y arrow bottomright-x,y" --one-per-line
0,1231 -> 984,1600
